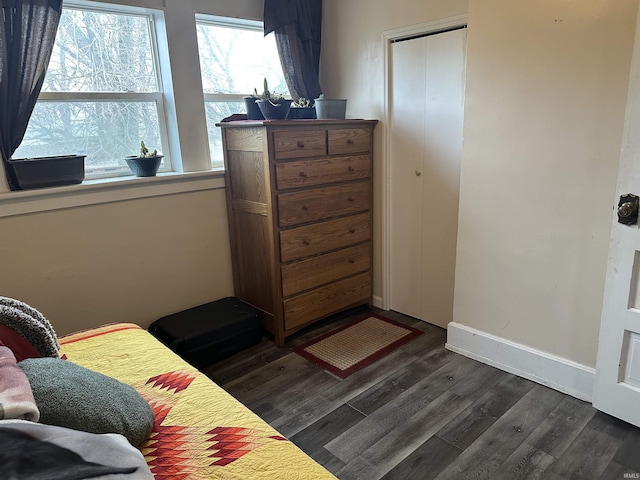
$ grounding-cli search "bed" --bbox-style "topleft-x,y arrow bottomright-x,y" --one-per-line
57,322 -> 336,480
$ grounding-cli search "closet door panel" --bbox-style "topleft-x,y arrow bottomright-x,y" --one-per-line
420,29 -> 465,327
389,36 -> 426,320
389,28 -> 465,327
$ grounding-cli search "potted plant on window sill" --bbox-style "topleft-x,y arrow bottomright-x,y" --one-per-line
7,154 -> 86,190
124,141 -> 163,177
254,78 -> 292,120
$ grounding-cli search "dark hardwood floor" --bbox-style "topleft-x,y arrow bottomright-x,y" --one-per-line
202,308 -> 640,480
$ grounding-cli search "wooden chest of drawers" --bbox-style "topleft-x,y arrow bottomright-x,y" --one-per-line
218,119 -> 377,346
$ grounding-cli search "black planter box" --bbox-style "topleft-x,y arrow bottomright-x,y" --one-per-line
8,155 -> 86,190
287,107 -> 316,119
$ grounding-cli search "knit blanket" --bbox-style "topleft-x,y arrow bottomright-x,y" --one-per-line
0,346 -> 39,422
0,296 -> 59,358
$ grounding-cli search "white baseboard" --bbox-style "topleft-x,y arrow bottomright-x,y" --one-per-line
446,322 -> 595,402
372,295 -> 384,309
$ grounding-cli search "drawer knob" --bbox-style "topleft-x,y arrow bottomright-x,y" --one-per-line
303,240 -> 311,245
349,228 -> 356,234
297,141 -> 305,148
347,139 -> 354,144
348,166 -> 355,172
348,258 -> 355,264
348,196 -> 355,202
299,171 -> 307,178
302,204 -> 310,210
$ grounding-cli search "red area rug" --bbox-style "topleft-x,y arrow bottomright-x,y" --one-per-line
292,313 -> 423,378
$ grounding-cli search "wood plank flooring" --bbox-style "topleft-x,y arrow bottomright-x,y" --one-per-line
202,308 -> 640,480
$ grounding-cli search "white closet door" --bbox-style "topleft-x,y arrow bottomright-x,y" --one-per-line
389,28 -> 465,327
389,34 -> 427,320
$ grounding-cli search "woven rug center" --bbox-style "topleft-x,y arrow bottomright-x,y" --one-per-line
293,314 -> 424,378
304,317 -> 411,370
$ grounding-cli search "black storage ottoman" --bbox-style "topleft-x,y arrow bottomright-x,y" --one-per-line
148,297 -> 262,368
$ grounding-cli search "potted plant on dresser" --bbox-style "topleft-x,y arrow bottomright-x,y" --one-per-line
314,94 -> 348,119
254,78 -> 292,120
124,141 -> 163,177
287,98 -> 316,119
243,91 -> 264,120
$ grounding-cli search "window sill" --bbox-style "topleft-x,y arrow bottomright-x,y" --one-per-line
0,168 -> 226,218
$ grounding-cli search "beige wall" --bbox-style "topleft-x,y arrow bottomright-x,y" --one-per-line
6,0 -> 636,368
321,0 -> 469,305
323,0 -> 638,367
0,189 -> 233,335
454,0 -> 636,367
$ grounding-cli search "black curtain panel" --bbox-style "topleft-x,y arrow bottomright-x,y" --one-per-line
0,0 -> 62,190
264,0 -> 322,103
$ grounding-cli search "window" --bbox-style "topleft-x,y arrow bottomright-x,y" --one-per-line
11,5 -> 286,182
13,4 -> 169,178
196,17 -> 286,167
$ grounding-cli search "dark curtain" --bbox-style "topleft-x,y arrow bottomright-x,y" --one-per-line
0,0 -> 62,190
264,0 -> 322,103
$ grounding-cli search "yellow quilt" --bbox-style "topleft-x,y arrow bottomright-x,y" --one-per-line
59,323 -> 336,480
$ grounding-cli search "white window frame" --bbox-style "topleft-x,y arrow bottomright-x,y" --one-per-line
196,14 -> 265,109
195,14 -> 279,168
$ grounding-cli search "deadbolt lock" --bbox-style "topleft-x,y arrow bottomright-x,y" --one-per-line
617,193 -> 639,225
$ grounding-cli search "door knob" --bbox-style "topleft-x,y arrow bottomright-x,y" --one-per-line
415,170 -> 422,177
618,202 -> 635,218
617,194 -> 639,225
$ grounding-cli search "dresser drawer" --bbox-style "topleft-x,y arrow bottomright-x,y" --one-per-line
328,128 -> 371,156
281,243 -> 370,297
283,272 -> 371,331
275,155 -> 371,190
273,129 -> 326,160
278,181 -> 370,227
280,213 -> 370,262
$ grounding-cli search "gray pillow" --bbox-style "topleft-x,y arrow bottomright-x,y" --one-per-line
18,358 -> 154,447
